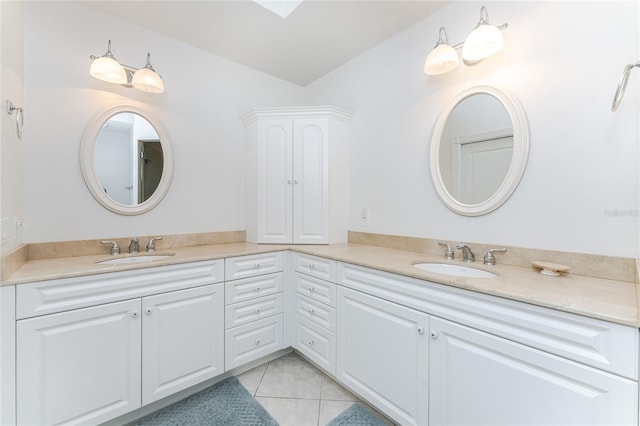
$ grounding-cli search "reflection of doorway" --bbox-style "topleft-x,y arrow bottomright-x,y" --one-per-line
458,136 -> 513,204
137,140 -> 163,203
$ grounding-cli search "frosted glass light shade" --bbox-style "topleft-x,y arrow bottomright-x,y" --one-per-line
424,44 -> 459,75
462,24 -> 504,62
132,67 -> 164,93
90,56 -> 127,85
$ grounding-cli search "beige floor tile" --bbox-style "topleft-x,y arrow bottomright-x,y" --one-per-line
256,397 -> 320,426
256,354 -> 323,399
320,374 -> 359,401
318,400 -> 356,425
237,363 -> 268,396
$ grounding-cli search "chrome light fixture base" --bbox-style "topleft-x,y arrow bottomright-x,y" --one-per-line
424,5 -> 508,76
89,40 -> 164,93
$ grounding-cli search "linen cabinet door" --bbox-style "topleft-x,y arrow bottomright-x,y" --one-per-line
292,118 -> 329,244
257,118 -> 293,244
142,283 -> 224,404
17,299 -> 141,426
429,316 -> 638,426
337,287 -> 429,426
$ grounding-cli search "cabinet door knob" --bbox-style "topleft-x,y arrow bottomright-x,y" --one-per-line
255,287 -> 261,292
145,307 -> 152,314
255,308 -> 261,314
255,264 -> 261,269
255,339 -> 261,345
308,340 -> 314,346
417,326 -> 425,335
308,309 -> 314,315
430,331 -> 438,339
293,180 -> 299,184
287,180 -> 292,184
308,287 -> 315,292
131,311 -> 139,318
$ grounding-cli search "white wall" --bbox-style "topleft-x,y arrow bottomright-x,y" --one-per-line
22,1 -> 304,242
304,1 -> 640,258
1,0 -> 25,254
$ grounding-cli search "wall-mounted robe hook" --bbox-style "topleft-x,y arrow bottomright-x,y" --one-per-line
612,62 -> 640,112
6,99 -> 24,139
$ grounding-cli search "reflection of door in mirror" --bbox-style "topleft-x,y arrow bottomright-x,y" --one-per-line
439,94 -> 513,204
138,140 -> 163,203
94,112 -> 162,206
94,115 -> 135,205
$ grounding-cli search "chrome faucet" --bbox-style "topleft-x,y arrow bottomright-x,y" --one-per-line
146,237 -> 163,252
456,244 -> 475,263
100,240 -> 121,255
128,237 -> 140,254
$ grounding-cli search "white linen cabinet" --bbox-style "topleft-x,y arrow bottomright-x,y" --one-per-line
241,107 -> 352,244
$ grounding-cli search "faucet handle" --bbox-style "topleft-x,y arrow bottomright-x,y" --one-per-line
438,242 -> 455,260
146,237 -> 163,252
483,248 -> 507,265
100,240 -> 121,255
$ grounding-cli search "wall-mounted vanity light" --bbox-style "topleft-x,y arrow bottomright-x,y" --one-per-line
424,5 -> 508,76
89,40 -> 165,93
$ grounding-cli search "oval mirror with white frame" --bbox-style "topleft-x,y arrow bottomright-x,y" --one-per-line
80,105 -> 174,215
430,86 -> 529,216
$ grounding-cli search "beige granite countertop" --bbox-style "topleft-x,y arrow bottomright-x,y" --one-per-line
3,242 -> 638,328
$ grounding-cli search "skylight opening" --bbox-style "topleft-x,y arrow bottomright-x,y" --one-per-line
253,0 -> 304,19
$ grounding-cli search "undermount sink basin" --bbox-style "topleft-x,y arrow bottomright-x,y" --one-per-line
413,262 -> 497,278
97,253 -> 175,265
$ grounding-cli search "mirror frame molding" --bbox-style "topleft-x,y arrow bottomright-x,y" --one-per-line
430,85 -> 529,216
80,105 -> 174,215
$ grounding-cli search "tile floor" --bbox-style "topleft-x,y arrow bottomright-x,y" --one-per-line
237,351 -> 391,426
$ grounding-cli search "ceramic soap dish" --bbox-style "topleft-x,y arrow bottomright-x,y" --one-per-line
531,261 -> 570,277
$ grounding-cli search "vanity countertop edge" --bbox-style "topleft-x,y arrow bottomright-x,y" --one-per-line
2,242 -> 638,328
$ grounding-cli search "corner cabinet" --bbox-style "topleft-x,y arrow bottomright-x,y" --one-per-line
241,107 -> 352,244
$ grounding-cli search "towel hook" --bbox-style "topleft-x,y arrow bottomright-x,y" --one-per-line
6,99 -> 24,139
611,61 -> 640,112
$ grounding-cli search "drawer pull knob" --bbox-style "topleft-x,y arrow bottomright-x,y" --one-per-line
430,331 -> 438,339
308,340 -> 314,346
131,311 -> 139,318
255,264 -> 261,269
309,263 -> 315,270
255,339 -> 261,345
417,326 -> 424,335
308,309 -> 314,315
308,287 -> 315,292
146,307 -> 153,314
255,308 -> 261,314
255,287 -> 261,292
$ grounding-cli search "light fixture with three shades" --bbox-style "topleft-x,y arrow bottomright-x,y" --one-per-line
89,40 -> 165,93
424,5 -> 508,76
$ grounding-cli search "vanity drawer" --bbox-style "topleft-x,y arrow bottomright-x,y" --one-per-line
16,260 -> 224,319
225,293 -> 283,329
294,272 -> 337,307
224,272 -> 283,305
225,252 -> 284,281
293,315 -> 336,376
225,314 -> 283,370
292,252 -> 336,282
294,293 -> 336,331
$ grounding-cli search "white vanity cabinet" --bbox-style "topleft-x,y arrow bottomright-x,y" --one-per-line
291,253 -> 338,375
336,261 -> 639,426
241,107 -> 351,244
15,260 -> 225,426
337,286 -> 429,426
429,316 -> 637,426
17,299 -> 142,426
224,252 -> 285,370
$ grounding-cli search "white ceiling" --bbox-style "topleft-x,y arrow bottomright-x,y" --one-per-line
80,1 -> 450,86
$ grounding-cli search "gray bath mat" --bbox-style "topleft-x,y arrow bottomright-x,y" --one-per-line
129,376 -> 277,426
327,402 -> 390,426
